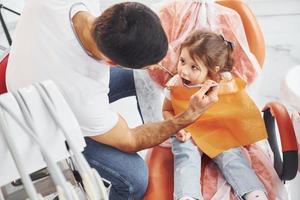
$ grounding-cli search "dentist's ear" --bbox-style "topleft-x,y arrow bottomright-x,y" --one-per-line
99,52 -> 118,66
101,56 -> 118,66
105,60 -> 118,66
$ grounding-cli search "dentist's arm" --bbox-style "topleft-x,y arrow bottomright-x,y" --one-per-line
90,82 -> 219,152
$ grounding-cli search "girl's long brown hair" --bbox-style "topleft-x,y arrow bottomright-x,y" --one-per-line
180,30 -> 234,79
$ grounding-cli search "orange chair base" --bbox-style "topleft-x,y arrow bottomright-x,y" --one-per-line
144,146 -> 174,200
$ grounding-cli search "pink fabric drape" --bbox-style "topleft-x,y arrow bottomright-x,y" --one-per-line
148,1 -> 261,87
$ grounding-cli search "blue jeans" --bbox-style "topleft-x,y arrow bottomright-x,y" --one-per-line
171,137 -> 266,200
108,67 -> 144,123
83,137 -> 148,200
109,67 -> 164,124
172,138 -> 202,200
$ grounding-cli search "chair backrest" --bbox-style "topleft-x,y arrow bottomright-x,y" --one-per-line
216,0 -> 265,67
0,49 -> 9,94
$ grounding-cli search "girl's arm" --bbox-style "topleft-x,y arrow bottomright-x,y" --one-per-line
162,98 -> 191,141
162,98 -> 175,120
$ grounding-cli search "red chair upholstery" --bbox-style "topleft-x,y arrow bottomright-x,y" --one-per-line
143,1 -> 297,199
0,49 -> 9,94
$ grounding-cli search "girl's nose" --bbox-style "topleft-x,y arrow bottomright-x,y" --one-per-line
181,65 -> 190,76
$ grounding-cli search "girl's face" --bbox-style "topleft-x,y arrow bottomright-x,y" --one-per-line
177,47 -> 209,86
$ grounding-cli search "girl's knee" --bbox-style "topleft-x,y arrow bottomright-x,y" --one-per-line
213,147 -> 244,164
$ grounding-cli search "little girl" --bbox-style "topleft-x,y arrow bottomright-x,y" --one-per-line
162,30 -> 268,200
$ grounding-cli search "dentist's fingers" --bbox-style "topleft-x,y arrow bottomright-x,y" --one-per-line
187,81 -> 219,120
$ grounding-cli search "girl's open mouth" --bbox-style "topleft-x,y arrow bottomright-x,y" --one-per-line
181,77 -> 191,86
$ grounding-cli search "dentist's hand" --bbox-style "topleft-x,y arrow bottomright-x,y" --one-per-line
185,80 -> 219,123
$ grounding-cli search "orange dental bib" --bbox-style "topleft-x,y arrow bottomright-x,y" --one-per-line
170,78 -> 267,158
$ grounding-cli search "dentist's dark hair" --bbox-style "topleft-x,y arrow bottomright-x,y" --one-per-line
92,2 -> 168,69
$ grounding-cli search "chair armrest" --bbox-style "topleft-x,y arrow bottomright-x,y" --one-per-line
263,102 -> 298,181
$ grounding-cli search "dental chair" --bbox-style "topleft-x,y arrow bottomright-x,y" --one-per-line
143,0 -> 298,199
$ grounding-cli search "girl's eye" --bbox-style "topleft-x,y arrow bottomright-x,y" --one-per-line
191,65 -> 200,70
180,58 -> 185,64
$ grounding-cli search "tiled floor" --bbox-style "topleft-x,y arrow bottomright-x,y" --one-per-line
0,0 -> 299,199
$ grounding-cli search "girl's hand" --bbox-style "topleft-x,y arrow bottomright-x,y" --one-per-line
176,129 -> 191,142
